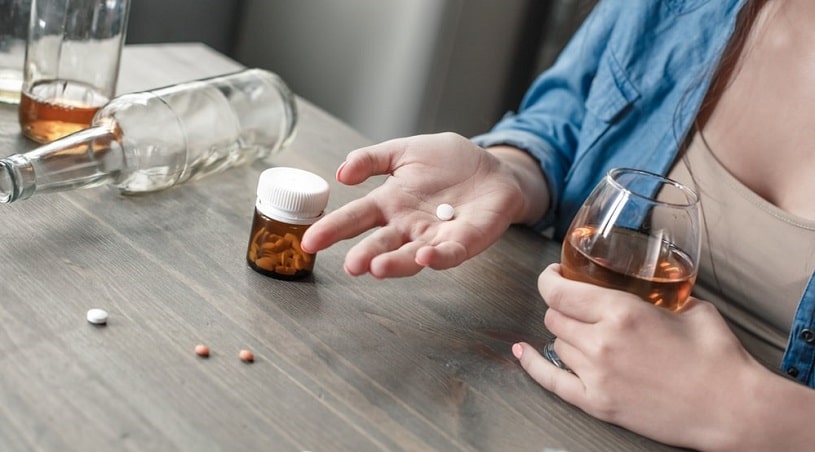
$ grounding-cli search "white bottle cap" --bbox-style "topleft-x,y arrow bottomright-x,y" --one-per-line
255,167 -> 330,225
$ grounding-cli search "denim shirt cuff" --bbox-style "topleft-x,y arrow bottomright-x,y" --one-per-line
470,129 -> 565,234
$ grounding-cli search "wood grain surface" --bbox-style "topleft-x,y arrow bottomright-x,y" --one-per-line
0,44 -> 682,451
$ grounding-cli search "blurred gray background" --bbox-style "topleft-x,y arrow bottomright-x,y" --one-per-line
126,0 -> 596,142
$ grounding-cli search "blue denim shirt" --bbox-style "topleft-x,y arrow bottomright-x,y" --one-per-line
472,0 -> 815,387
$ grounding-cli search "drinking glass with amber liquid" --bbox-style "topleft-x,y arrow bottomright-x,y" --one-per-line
542,168 -> 701,371
19,0 -> 130,143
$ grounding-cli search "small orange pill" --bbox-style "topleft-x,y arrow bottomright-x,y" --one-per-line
239,349 -> 254,363
195,344 -> 210,358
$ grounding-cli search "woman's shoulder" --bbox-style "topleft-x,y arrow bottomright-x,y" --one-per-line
581,0 -> 747,92
587,0 -> 746,33
593,0 -> 742,16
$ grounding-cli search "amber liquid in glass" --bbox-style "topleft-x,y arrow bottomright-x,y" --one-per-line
19,80 -> 109,143
561,225 -> 696,311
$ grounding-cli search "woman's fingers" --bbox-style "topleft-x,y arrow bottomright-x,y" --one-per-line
538,263 -> 640,324
337,138 -> 409,185
303,138 -> 414,253
538,264 -> 601,323
342,226 -> 430,277
301,195 -> 385,254
368,241 -> 426,278
513,342 -> 586,403
415,241 -> 469,270
543,307 -> 593,351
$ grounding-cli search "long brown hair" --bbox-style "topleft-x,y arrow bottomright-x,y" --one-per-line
670,0 -> 767,161
694,0 -> 769,127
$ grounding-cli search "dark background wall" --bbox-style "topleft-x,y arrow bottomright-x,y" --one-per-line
125,0 -> 597,141
126,0 -> 243,56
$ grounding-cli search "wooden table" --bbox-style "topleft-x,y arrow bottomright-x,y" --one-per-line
0,44 -> 680,451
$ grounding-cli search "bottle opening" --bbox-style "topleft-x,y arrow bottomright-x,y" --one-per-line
0,161 -> 14,203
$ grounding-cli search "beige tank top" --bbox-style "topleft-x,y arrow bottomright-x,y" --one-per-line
667,130 -> 815,366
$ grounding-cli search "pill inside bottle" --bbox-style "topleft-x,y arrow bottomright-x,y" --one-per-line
246,167 -> 330,280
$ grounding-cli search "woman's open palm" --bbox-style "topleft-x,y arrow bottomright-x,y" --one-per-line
301,132 -> 526,278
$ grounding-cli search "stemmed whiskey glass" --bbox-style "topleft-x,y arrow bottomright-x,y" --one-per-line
542,168 -> 701,371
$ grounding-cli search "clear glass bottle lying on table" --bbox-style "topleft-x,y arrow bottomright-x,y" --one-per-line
0,68 -> 298,203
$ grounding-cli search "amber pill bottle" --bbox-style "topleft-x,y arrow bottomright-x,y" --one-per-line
246,167 -> 329,280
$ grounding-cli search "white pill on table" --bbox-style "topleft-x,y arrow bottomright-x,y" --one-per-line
86,308 -> 109,325
436,203 -> 455,221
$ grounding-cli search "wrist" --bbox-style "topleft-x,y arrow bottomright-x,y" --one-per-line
712,361 -> 814,451
484,145 -> 549,225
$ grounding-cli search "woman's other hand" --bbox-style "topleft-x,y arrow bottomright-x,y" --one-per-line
513,263 -> 778,450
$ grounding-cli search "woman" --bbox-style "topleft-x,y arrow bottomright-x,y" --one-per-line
301,0 -> 815,449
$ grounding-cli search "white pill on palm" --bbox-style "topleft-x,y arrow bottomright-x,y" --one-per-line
436,203 -> 455,221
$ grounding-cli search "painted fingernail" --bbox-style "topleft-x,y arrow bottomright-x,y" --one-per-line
512,343 -> 524,360
335,160 -> 348,180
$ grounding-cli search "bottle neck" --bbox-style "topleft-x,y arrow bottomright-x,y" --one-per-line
0,125 -> 123,203
0,154 -> 35,203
